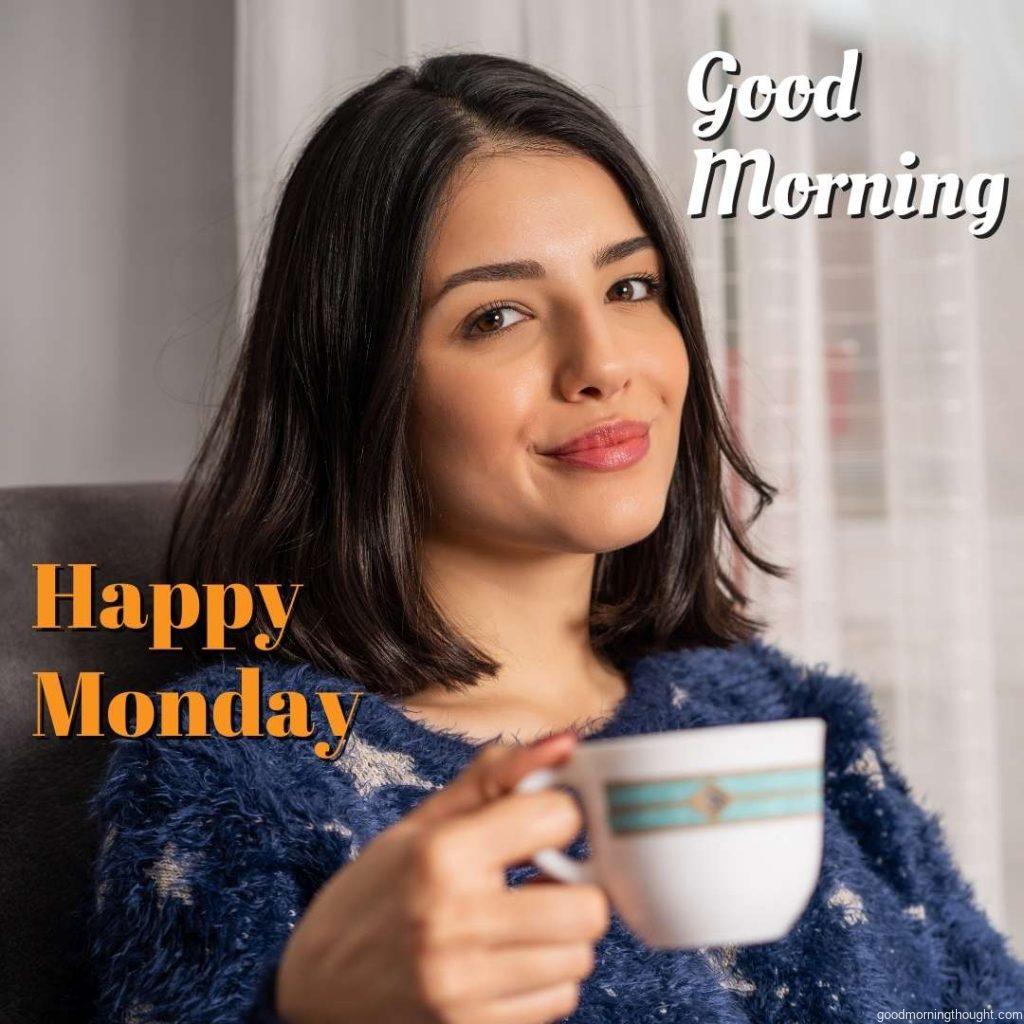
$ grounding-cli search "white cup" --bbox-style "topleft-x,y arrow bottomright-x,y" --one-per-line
514,718 -> 826,949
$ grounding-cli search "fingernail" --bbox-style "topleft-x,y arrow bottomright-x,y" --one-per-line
530,728 -> 577,749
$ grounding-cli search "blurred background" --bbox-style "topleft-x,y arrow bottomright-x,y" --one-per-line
2,0 -> 1021,953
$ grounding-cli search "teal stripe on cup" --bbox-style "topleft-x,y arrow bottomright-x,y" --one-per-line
605,764 -> 823,835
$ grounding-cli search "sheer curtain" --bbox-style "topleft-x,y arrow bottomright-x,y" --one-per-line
233,0 -> 1024,950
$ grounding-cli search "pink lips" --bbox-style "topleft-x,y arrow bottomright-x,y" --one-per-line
540,419 -> 651,471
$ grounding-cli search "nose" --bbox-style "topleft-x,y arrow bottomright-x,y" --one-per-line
551,302 -> 632,402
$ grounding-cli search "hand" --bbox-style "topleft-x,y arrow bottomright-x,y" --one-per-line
275,730 -> 610,1024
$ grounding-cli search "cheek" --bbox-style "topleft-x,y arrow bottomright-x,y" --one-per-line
412,362 -> 535,485
642,323 -> 690,410
671,344 -> 691,405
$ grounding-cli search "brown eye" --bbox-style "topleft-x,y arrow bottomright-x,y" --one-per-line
462,303 -> 528,339
608,275 -> 662,302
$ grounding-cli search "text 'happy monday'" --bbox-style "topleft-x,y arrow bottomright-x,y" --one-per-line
32,564 -> 362,761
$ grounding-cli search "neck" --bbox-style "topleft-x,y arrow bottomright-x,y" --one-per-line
404,528 -> 628,731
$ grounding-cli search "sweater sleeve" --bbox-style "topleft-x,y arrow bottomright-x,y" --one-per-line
86,729 -> 308,1024
762,641 -> 1024,1009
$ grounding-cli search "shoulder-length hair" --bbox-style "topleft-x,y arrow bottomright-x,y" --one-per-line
166,51 -> 786,699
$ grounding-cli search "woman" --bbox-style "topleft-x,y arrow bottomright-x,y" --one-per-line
88,52 -> 1024,1023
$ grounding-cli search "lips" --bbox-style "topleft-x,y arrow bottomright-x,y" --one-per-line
541,419 -> 650,456
538,419 -> 652,472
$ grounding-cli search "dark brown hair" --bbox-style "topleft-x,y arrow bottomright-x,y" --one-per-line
166,51 -> 786,698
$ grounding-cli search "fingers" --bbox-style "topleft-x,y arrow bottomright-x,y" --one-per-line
424,941 -> 594,1006
406,730 -> 577,827
440,885 -> 611,947
436,788 -> 585,872
469,982 -> 581,1024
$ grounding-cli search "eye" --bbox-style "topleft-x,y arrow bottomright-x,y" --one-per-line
607,273 -> 663,302
461,301 -> 529,339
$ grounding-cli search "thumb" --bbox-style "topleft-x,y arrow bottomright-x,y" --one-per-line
405,728 -> 578,827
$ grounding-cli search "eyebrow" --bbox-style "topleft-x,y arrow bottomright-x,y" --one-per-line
426,235 -> 656,310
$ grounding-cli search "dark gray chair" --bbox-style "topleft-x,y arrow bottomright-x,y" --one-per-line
0,483 -> 200,1024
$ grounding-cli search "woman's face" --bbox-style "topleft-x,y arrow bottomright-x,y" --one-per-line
411,148 -> 689,557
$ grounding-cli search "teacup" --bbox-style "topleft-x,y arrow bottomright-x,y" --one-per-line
514,718 -> 826,949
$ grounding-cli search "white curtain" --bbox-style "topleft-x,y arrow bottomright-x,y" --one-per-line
233,0 -> 1024,951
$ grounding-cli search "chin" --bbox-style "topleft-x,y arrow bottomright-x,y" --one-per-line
564,510 -> 666,555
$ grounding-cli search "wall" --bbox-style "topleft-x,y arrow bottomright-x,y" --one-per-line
0,0 -> 236,486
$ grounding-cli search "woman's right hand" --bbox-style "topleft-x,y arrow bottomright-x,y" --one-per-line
274,730 -> 610,1024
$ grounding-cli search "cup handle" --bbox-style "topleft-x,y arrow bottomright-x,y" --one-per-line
514,765 -> 599,885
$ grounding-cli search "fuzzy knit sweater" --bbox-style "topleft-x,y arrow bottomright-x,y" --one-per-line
87,638 -> 1024,1023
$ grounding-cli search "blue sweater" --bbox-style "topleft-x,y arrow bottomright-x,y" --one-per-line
87,638 -> 1024,1022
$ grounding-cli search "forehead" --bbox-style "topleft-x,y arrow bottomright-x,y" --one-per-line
423,149 -> 647,278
